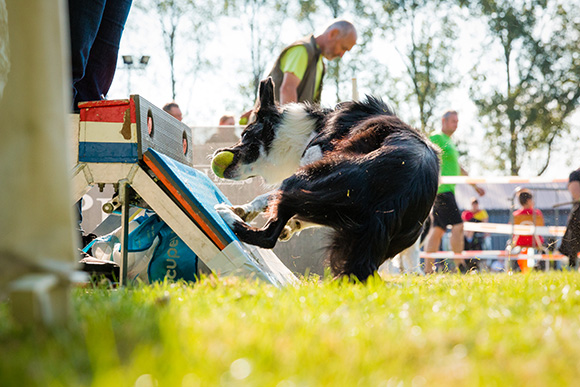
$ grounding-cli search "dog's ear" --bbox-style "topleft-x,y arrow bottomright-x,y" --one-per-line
258,77 -> 275,109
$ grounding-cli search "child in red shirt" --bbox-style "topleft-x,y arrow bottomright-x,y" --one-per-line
512,189 -> 544,271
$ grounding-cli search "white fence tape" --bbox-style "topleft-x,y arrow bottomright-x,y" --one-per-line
420,250 -> 569,261
463,222 -> 566,237
440,176 -> 568,184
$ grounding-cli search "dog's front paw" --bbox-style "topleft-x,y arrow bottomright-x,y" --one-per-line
232,205 -> 251,220
215,203 -> 245,229
231,203 -> 263,222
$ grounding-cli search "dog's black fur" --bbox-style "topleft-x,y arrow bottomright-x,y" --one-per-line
215,78 -> 440,280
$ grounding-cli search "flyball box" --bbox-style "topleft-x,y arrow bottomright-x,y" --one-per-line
78,95 -> 192,165
73,95 -> 298,287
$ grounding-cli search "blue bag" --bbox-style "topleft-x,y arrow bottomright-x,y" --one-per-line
84,212 -> 198,284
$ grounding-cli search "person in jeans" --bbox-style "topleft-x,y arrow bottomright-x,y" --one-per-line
69,0 -> 133,241
69,0 -> 133,111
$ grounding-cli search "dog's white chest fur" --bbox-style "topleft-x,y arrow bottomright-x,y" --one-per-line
300,144 -> 323,166
255,104 -> 320,184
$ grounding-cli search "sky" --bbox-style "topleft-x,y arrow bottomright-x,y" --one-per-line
105,3 -> 578,178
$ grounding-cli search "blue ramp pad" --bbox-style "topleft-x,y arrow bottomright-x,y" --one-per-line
140,149 -> 297,286
142,149 -> 235,250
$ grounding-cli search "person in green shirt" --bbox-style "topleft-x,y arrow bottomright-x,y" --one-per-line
423,110 -> 485,274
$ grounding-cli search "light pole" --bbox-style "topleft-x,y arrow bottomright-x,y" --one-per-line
121,55 -> 150,95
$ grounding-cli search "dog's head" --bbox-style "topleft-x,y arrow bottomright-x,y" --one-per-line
212,77 -> 283,181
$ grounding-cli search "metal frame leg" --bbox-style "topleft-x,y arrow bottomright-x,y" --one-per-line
119,180 -> 129,286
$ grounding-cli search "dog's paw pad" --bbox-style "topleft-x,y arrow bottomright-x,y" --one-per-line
232,206 -> 248,219
215,203 -> 244,228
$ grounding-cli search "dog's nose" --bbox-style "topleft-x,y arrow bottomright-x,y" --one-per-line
211,151 -> 235,178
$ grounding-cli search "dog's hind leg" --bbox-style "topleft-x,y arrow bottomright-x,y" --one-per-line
278,219 -> 321,241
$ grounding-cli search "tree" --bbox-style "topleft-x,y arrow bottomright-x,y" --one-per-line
223,0 -> 290,105
397,6 -> 458,132
468,0 -> 580,175
135,0 -> 215,101
318,0 -> 343,102
349,0 -> 459,132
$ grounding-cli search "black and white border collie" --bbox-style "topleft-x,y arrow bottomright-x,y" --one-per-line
212,77 -> 440,281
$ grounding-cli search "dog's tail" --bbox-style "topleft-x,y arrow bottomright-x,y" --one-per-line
326,214 -> 397,281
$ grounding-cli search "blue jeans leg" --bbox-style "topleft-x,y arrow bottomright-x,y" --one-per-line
69,0 -> 132,110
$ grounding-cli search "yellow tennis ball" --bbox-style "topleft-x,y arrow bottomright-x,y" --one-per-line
239,116 -> 248,125
211,151 -> 234,178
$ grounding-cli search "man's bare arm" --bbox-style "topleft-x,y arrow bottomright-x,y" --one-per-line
279,72 -> 301,104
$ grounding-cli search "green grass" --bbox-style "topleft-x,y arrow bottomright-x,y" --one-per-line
2,272 -> 580,386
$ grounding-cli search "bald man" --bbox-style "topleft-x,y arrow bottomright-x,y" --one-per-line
269,20 -> 357,104
268,20 -> 357,105
238,20 -> 357,125
239,20 -> 357,124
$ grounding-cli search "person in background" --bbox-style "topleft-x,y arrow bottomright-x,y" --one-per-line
423,110 -> 485,274
462,197 -> 490,249
270,19 -> 357,105
560,168 -> 580,269
461,198 -> 489,271
219,114 -> 235,127
511,189 -> 545,272
163,102 -> 183,121
207,114 -> 239,144
239,20 -> 357,124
